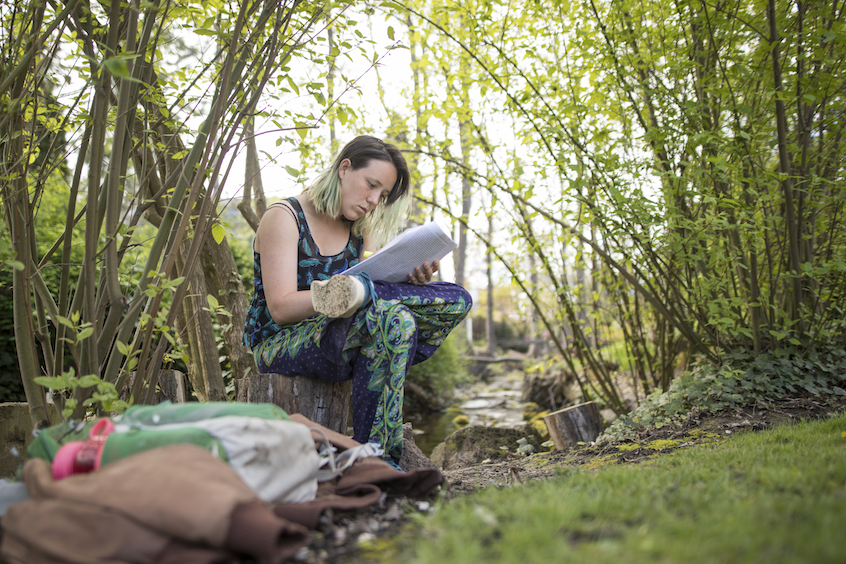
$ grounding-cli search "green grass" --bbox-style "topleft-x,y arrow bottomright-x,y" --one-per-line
409,414 -> 846,564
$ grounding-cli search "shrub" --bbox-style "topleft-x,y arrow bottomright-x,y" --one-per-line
407,331 -> 473,407
601,343 -> 846,442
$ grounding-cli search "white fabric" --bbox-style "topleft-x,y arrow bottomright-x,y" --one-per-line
114,416 -> 319,503
316,441 -> 384,482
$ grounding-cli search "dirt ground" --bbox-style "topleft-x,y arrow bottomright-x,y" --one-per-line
440,394 -> 846,494
296,394 -> 846,563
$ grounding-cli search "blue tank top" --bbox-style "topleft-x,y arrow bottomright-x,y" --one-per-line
243,197 -> 364,347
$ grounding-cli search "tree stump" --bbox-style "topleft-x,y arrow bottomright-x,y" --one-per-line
543,401 -> 604,450
235,373 -> 351,434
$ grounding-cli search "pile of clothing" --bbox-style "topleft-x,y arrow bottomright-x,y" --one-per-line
0,402 -> 443,564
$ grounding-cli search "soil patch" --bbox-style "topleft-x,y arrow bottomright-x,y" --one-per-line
296,394 -> 846,563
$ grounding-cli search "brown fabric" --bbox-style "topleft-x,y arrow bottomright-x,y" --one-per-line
337,456 -> 444,499
274,482 -> 383,528
22,444 -> 257,546
0,445 -> 310,564
1,416 -> 444,564
291,413 -> 361,450
155,541 -> 235,564
274,414 -> 444,529
226,501 -> 308,564
1,497 -> 168,564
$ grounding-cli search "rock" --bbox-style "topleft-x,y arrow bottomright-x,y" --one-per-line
600,408 -> 619,424
398,423 -> 437,472
430,424 -> 543,471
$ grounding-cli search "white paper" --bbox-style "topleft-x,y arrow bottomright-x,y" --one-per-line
343,222 -> 457,283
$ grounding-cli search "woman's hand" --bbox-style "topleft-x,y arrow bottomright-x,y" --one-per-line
408,260 -> 439,285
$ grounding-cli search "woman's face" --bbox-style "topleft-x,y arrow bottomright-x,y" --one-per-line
338,158 -> 397,221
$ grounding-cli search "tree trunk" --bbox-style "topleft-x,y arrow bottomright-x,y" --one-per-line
174,242 -> 227,402
235,373 -> 351,434
200,237 -> 258,382
485,210 -> 496,355
543,401 -> 604,450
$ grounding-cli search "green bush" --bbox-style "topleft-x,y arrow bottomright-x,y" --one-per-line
0,271 -> 24,402
407,331 -> 473,406
602,343 -> 846,442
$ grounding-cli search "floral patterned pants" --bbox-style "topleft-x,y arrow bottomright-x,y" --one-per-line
253,280 -> 472,462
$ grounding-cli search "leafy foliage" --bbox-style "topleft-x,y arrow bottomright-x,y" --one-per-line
407,331 -> 473,406
0,0 -> 373,424
376,0 -> 846,413
0,271 -> 24,402
602,343 -> 846,442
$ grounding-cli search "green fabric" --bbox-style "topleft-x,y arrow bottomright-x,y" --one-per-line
118,401 -> 290,426
99,427 -> 227,466
27,419 -> 100,463
26,402 -> 290,463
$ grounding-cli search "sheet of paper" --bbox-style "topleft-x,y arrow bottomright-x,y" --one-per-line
343,222 -> 457,283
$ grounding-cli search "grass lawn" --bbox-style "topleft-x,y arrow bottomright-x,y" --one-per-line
408,413 -> 846,563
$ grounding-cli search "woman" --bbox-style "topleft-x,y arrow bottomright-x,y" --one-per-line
243,136 -> 472,466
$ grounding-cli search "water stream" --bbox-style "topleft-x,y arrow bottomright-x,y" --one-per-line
406,371 -> 528,457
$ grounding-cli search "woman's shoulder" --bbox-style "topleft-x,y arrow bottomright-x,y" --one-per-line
256,198 -> 302,253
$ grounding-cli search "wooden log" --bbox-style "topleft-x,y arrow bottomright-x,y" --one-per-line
543,401 -> 604,450
235,373 -> 351,434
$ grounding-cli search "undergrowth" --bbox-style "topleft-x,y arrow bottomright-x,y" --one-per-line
601,343 -> 846,443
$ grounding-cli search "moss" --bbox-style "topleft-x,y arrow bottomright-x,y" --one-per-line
580,453 -> 617,471
452,415 -> 470,427
645,438 -> 682,450
357,531 -> 402,562
528,419 -> 549,440
617,443 -> 641,451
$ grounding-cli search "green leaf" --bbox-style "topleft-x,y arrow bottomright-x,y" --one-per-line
103,57 -> 130,78
78,374 -> 101,388
115,340 -> 129,356
388,26 -> 395,40
287,76 -> 300,95
212,223 -> 226,245
207,294 -> 219,309
77,327 -> 94,341
285,165 -> 299,177
34,376 -> 69,390
62,398 -> 77,418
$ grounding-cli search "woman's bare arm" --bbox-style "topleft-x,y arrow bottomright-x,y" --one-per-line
256,206 -> 318,325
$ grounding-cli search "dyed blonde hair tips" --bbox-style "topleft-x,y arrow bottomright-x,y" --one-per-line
304,136 -> 411,249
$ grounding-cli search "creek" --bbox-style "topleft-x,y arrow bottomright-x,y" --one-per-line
406,370 -> 528,457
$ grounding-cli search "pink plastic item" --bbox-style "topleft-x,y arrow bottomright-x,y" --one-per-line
52,418 -> 115,480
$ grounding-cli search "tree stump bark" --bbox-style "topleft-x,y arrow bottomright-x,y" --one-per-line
235,373 -> 351,434
543,401 -> 604,450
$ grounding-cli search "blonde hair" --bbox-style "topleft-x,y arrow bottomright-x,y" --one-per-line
304,136 -> 411,249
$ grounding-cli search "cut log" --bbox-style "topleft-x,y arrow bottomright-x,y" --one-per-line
235,373 -> 351,434
543,401 -> 604,450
